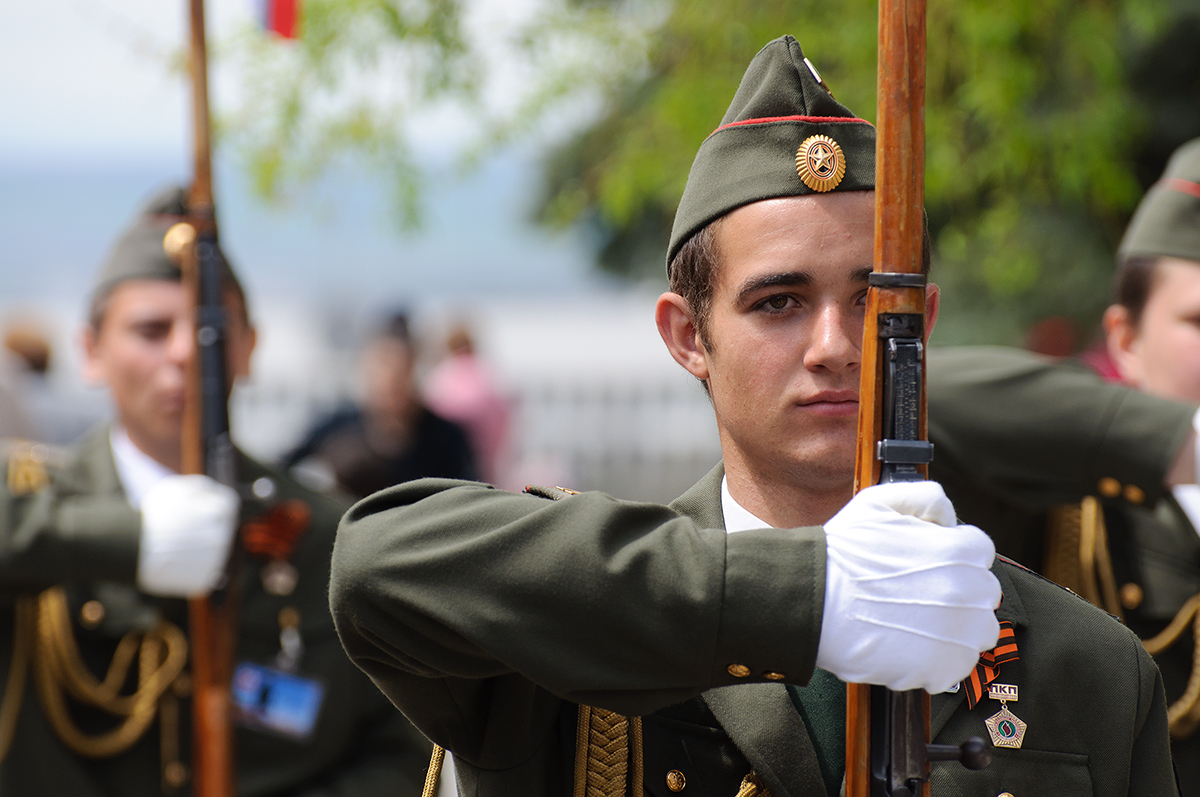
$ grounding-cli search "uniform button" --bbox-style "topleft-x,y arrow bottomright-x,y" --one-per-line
79,600 -> 105,629
1121,583 -> 1144,610
997,793 -> 1014,797
666,770 -> 686,792
1098,477 -> 1121,498
278,606 -> 302,629
1123,484 -> 1145,504
164,761 -> 189,788
727,664 -> 751,678
763,672 -> 786,681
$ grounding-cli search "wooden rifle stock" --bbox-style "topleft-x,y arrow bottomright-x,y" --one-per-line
183,0 -> 239,794
846,3 -> 991,793
845,0 -> 931,794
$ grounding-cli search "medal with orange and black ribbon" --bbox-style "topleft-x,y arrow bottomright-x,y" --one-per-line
963,620 -> 1027,749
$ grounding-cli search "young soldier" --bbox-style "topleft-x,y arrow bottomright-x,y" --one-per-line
330,36 -> 1177,796
0,188 -> 430,795
926,138 -> 1200,791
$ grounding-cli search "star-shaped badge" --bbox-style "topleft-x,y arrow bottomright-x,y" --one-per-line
795,135 -> 846,192
985,704 -> 1027,749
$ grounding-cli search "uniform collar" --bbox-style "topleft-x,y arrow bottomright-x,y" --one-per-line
991,558 -> 1032,630
109,426 -> 175,509
721,475 -> 774,533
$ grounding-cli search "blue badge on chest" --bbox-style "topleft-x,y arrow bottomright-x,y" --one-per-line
232,662 -> 325,740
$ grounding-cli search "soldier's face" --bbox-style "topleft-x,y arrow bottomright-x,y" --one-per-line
663,193 -> 875,494
1106,257 -> 1200,402
82,280 -> 255,466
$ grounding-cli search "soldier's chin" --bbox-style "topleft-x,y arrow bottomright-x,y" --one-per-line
783,445 -> 856,490
155,415 -> 186,446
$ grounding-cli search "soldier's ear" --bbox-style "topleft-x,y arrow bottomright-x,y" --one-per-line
923,283 -> 940,343
80,325 -> 106,386
656,292 -> 710,381
1103,304 -> 1143,385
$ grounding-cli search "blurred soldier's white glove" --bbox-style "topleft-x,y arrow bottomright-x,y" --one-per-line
815,481 -> 1001,693
137,475 -> 240,598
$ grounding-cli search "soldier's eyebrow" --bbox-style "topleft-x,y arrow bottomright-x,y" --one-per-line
735,266 -> 873,306
735,271 -> 811,306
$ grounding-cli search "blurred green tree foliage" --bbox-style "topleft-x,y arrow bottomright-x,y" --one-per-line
227,0 -> 1200,345
539,0 -> 1200,345
224,0 -> 657,229
226,0 -> 476,229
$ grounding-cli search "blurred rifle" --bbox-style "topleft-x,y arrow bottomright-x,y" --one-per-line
182,0 -> 238,794
844,1 -> 990,794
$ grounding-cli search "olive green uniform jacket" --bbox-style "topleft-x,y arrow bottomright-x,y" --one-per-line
0,426 -> 431,796
330,464 -> 1177,797
928,345 -> 1200,791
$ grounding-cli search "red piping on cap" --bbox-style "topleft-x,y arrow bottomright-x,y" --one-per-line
714,115 -> 873,134
1160,177 -> 1200,200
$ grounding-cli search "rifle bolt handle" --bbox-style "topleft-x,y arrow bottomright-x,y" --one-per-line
926,737 -> 991,770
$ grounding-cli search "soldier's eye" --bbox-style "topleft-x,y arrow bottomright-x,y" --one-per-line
759,295 -> 796,312
132,322 -> 172,341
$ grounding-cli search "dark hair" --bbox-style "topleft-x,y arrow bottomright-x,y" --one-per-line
667,202 -> 933,350
1112,256 -> 1162,328
668,218 -> 725,349
379,313 -> 412,343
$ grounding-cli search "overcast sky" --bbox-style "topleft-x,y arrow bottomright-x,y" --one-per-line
1,0 -> 240,166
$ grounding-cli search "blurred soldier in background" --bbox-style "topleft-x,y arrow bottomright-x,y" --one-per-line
926,138 -> 1200,791
283,313 -> 477,499
1,318 -> 107,445
0,187 -> 430,796
0,329 -> 36,439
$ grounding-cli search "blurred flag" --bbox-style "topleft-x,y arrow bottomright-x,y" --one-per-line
261,0 -> 300,39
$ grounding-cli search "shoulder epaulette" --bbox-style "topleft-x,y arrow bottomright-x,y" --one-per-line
523,484 -> 581,501
996,554 -> 1095,607
3,439 -> 68,496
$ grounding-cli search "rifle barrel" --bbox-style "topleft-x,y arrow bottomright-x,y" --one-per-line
183,1 -> 237,795
846,0 -> 929,795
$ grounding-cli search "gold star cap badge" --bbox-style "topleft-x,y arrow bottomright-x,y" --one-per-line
163,222 -> 196,264
795,134 -> 846,192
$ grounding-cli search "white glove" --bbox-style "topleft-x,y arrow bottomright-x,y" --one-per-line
815,481 -> 1001,693
137,475 -> 240,598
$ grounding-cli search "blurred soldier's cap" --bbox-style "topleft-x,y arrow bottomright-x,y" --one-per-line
92,185 -> 243,301
1118,138 -> 1200,265
667,34 -> 876,270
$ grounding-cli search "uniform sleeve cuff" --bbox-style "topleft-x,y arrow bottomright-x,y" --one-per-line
710,526 -> 825,687
55,497 -> 142,582
1095,391 -> 1198,505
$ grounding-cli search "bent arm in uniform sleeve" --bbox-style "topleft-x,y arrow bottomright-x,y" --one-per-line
330,478 -> 825,765
927,346 -> 1196,509
1130,638 -> 1180,795
0,472 -> 140,591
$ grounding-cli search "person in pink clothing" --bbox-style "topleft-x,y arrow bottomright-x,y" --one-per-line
423,325 -> 510,485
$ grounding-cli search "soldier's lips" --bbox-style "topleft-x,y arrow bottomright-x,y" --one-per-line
160,391 -> 186,413
796,392 -> 859,416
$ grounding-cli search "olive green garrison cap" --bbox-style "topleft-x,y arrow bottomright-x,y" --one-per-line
1118,137 -> 1200,265
667,35 -> 876,269
93,185 -> 241,301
